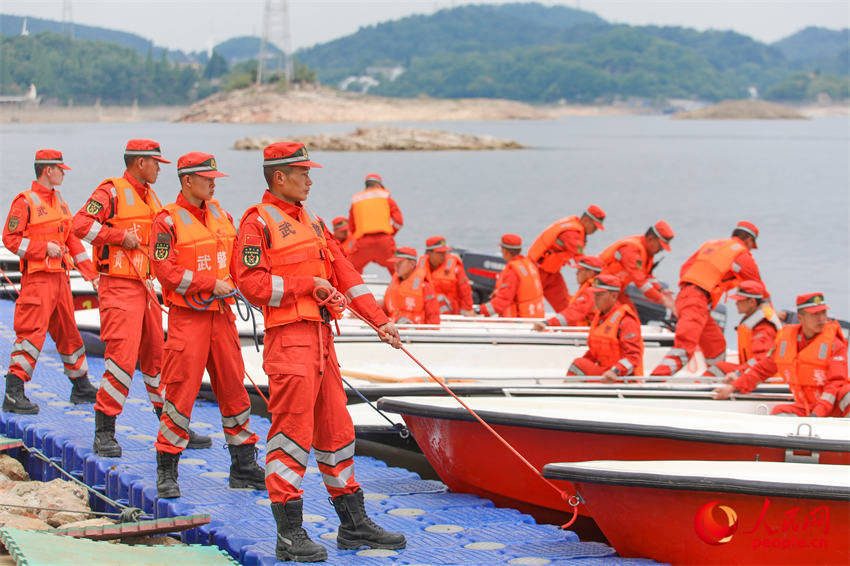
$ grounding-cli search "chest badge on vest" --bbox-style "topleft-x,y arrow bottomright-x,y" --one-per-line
85,199 -> 103,215
243,245 -> 261,267
7,216 -> 19,231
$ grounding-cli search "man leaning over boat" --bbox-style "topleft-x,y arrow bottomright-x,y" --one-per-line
713,292 -> 850,417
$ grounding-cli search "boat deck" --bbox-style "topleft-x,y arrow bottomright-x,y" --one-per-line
0,299 -> 658,565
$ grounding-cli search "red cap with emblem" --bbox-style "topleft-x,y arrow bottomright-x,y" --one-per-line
263,142 -> 322,168
332,216 -> 348,229
500,234 -> 522,250
177,152 -> 227,178
796,292 -> 829,313
650,220 -> 674,251
34,149 -> 71,170
389,246 -> 418,263
584,204 -> 606,230
729,280 -> 766,301
589,274 -> 622,292
572,255 -> 603,272
425,236 -> 451,253
125,139 -> 170,163
735,220 -> 759,249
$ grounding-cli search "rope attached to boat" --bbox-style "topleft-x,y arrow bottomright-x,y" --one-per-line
319,287 -> 583,529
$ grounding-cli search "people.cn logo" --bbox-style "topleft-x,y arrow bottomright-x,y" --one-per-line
695,501 -> 739,545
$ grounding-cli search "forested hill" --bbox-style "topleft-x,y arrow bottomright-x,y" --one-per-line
295,3 -> 849,103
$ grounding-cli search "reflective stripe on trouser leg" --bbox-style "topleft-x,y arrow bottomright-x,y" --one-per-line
142,372 -> 164,406
651,347 -> 689,376
95,358 -> 134,415
266,429 -> 309,503
222,408 -> 257,445
155,399 -> 191,453
61,345 -> 89,378
568,358 -> 606,377
314,441 -> 357,491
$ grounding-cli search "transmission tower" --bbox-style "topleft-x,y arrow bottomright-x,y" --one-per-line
62,0 -> 74,39
256,0 -> 293,86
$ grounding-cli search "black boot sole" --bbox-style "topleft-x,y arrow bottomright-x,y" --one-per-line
93,443 -> 122,458
2,403 -> 40,415
70,393 -> 97,404
229,476 -> 267,490
187,436 -> 212,449
276,547 -> 328,563
158,486 -> 181,499
337,536 -> 407,550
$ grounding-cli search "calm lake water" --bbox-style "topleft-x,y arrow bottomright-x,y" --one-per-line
1,115 -> 848,338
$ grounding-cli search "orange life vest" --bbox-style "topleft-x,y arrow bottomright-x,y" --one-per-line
19,189 -> 74,274
600,235 -> 649,285
93,176 -> 162,279
244,203 -> 334,328
161,200 -> 236,311
350,188 -> 392,238
737,303 -> 781,364
384,267 -> 429,324
418,253 -> 464,314
680,238 -> 748,307
587,303 -> 644,376
528,216 -> 586,274
774,322 -> 847,409
567,278 -> 595,326
493,255 -> 545,318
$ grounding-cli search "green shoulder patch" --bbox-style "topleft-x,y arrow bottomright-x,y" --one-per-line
85,199 -> 104,215
7,216 -> 19,231
153,241 -> 170,261
242,245 -> 261,267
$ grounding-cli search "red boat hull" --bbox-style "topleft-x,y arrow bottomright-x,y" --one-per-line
401,414 -> 850,518
572,481 -> 849,565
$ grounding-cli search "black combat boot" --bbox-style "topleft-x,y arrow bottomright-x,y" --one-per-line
93,410 -> 122,457
3,374 -> 39,414
332,488 -> 406,550
154,406 -> 212,449
156,451 -> 181,499
271,499 -> 327,562
69,375 -> 98,404
227,443 -> 266,489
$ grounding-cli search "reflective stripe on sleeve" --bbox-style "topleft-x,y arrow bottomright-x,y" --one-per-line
269,275 -> 284,307
175,270 -> 193,295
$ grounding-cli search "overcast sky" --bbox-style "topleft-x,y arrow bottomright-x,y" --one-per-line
3,0 -> 848,53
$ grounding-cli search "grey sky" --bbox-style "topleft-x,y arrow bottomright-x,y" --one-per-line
3,0 -> 848,53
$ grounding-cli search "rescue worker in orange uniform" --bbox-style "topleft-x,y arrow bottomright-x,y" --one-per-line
72,139 -> 211,457
234,142 -> 405,562
528,205 -> 606,312
418,236 -> 474,316
707,280 -> 781,380
714,293 -> 849,417
599,220 -> 677,315
479,234 -> 545,318
534,255 -> 603,330
347,173 -> 403,277
331,216 -> 354,256
650,221 -> 763,377
567,275 -> 644,382
2,149 -> 99,414
150,153 -> 263,499
385,247 -> 441,325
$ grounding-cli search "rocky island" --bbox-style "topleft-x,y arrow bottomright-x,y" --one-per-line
673,100 -> 808,120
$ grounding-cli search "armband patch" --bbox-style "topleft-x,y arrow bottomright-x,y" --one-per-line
242,245 -> 261,267
154,242 -> 170,260
7,216 -> 19,231
85,199 -> 104,215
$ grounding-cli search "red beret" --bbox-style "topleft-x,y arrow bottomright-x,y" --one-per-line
125,139 -> 170,163
176,152 -> 227,178
500,234 -> 522,250
34,149 -> 71,170
263,142 -> 322,168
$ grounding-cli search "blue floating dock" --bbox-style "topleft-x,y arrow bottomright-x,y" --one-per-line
0,299 -> 660,565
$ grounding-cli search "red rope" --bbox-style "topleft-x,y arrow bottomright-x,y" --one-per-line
322,287 -> 581,529
126,248 -> 167,313
0,267 -> 19,298
243,370 -> 270,405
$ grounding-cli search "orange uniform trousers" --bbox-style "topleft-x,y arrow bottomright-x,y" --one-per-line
771,385 -> 850,417
8,271 -> 88,382
94,275 -> 164,416
567,358 -> 607,377
155,305 -> 258,454
348,233 -> 395,278
539,269 -> 570,312
651,284 -> 726,376
263,320 -> 360,504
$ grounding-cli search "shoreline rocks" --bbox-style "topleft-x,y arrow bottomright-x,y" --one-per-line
234,126 -> 526,151
673,100 -> 808,120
